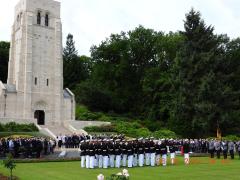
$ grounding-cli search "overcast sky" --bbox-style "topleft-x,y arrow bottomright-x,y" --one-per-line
1,0 -> 240,56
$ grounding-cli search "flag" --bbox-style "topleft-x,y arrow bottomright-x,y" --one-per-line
217,127 -> 221,139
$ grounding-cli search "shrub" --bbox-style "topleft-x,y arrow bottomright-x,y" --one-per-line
153,129 -> 177,139
98,114 -> 113,122
75,105 -> 103,121
141,119 -> 164,131
0,123 -> 5,131
84,125 -> 116,132
222,135 -> 240,141
136,128 -> 151,137
0,122 -> 38,132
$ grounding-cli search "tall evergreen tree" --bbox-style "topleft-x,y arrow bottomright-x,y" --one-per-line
63,34 -> 89,89
63,33 -> 78,60
172,9 -> 225,137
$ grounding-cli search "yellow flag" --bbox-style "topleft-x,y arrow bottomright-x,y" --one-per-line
217,128 -> 221,139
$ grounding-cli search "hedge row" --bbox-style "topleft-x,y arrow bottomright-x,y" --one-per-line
84,121 -> 177,139
0,122 -> 39,132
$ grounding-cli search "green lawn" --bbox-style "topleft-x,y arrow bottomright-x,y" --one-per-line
0,157 -> 239,180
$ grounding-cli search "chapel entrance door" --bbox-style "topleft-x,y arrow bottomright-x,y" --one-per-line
34,110 -> 45,125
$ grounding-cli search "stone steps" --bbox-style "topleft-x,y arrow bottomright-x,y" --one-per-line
39,125 -> 72,138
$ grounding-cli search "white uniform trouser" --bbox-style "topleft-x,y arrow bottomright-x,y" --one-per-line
81,156 -> 86,168
162,154 -> 167,166
145,153 -> 150,165
156,154 -> 160,165
184,153 -> 190,165
115,155 -> 121,168
128,155 -> 133,167
86,155 -> 90,168
98,155 -> 103,168
103,156 -> 109,168
109,155 -> 115,168
95,155 -> 98,167
138,154 -> 144,167
170,153 -> 175,165
133,154 -> 138,166
122,154 -> 127,167
150,153 -> 156,166
90,156 -> 95,169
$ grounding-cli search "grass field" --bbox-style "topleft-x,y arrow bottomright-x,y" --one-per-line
0,157 -> 240,180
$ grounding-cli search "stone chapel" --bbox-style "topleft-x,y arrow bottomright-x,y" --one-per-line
0,0 -> 75,126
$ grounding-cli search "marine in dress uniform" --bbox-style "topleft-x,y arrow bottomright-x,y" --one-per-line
149,139 -> 156,167
183,139 -> 190,165
108,140 -> 115,168
114,140 -> 122,168
122,141 -> 128,167
168,139 -> 176,165
127,141 -> 134,168
137,139 -> 144,167
102,141 -> 109,168
144,139 -> 151,166
133,140 -> 138,167
160,140 -> 168,166
80,141 -> 86,168
85,140 -> 90,168
155,141 -> 161,166
97,141 -> 103,168
89,141 -> 95,169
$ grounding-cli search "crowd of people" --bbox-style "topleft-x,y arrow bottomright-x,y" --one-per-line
1,133 -> 240,165
79,137 -> 240,169
56,134 -> 125,149
0,137 -> 56,158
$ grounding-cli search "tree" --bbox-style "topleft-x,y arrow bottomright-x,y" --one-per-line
63,33 -> 78,60
171,9 -> 228,137
142,32 -> 183,124
0,41 -> 10,83
63,34 -> 90,89
2,153 -> 16,180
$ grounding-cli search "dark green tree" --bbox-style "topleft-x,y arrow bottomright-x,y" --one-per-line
171,9 -> 228,137
63,34 -> 90,89
63,34 -> 78,60
142,32 -> 183,124
0,41 -> 10,83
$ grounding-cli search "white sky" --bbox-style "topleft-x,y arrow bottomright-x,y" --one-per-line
1,0 -> 240,56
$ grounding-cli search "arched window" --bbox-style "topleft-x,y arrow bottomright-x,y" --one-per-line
45,13 -> 49,26
37,11 -> 41,25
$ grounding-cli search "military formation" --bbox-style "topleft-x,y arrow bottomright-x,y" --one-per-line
79,138 -> 240,169
0,137 -> 56,158
79,138 -> 191,168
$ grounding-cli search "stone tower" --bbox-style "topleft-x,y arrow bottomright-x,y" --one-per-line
0,0 -> 75,126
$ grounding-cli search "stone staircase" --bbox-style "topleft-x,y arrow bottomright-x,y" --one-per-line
67,120 -> 110,130
37,120 -> 111,139
37,124 -> 72,139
